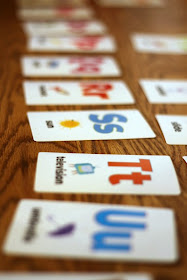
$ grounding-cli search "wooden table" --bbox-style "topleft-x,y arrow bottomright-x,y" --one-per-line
0,0 -> 187,279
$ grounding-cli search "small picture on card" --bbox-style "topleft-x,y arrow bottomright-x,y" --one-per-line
140,79 -> 187,104
3,199 -> 178,263
18,7 -> 94,21
156,115 -> 187,145
132,34 -> 187,54
27,109 -> 156,142
21,56 -> 121,77
23,80 -> 134,105
23,21 -> 107,37
97,0 -> 164,7
0,273 -> 153,280
28,36 -> 117,53
35,153 -> 180,195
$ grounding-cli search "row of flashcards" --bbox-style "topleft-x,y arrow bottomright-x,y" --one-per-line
0,273 -> 153,280
23,80 -> 187,105
27,110 -> 187,145
17,0 -> 89,8
3,199 -> 178,263
96,0 -> 165,7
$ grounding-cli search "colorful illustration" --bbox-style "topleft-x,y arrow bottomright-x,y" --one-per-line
50,86 -> 69,95
47,215 -> 75,237
72,163 -> 96,175
59,120 -> 80,128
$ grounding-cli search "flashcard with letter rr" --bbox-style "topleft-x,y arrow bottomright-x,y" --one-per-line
0,273 -> 153,280
21,56 -> 121,77
132,34 -> 187,54
27,110 -> 156,142
97,0 -> 164,7
140,79 -> 187,104
23,81 -> 134,105
35,153 -> 180,195
156,115 -> 187,145
3,199 -> 178,263
28,36 -> 116,53
18,7 -> 94,21
23,21 -> 107,37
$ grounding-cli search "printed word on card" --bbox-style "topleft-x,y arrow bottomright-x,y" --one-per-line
132,34 -> 187,54
0,273 -> 153,280
4,200 -> 178,263
28,36 -> 116,53
23,81 -> 134,105
27,110 -> 155,142
21,56 -> 121,77
23,21 -> 107,37
97,0 -> 164,7
140,79 -> 187,104
156,115 -> 187,145
18,7 -> 94,21
35,153 -> 180,195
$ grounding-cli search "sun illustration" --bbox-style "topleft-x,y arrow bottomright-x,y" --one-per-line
59,119 -> 80,129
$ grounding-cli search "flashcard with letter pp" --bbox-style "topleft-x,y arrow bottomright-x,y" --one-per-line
28,36 -> 116,53
132,34 -> 187,54
21,56 -> 121,77
23,81 -> 134,105
3,199 -> 178,263
35,153 -> 180,195
27,109 -> 155,142
140,79 -> 187,104
23,21 -> 107,37
156,115 -> 187,145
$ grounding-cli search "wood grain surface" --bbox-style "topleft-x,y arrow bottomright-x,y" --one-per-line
0,0 -> 187,279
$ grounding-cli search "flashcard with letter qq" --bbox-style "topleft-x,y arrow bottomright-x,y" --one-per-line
27,109 -> 156,142
34,153 -> 180,195
156,115 -> 187,145
140,79 -> 187,104
3,199 -> 178,263
23,80 -> 135,105
21,56 -> 121,77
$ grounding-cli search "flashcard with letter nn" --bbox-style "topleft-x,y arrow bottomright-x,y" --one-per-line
23,21 -> 107,37
132,34 -> 187,54
3,200 -> 178,263
34,153 -> 180,195
23,81 -> 134,105
21,56 -> 121,77
28,36 -> 117,53
0,273 -> 153,280
156,115 -> 187,145
27,110 -> 155,142
140,79 -> 187,104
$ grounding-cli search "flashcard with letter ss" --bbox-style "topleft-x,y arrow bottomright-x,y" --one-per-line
21,56 -> 121,77
156,115 -> 187,145
28,36 -> 116,53
132,34 -> 187,54
27,110 -> 156,142
140,79 -> 187,104
23,81 -> 134,105
3,199 -> 178,263
35,153 -> 180,195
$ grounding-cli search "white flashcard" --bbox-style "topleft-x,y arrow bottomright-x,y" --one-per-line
0,273 -> 153,280
28,36 -> 116,53
23,21 -> 107,37
27,109 -> 156,142
3,199 -> 178,263
140,79 -> 187,104
183,156 -> 187,163
23,81 -> 134,105
35,153 -> 180,195
96,0 -> 164,7
18,7 -> 94,21
131,34 -> 187,54
21,56 -> 121,77
156,115 -> 187,145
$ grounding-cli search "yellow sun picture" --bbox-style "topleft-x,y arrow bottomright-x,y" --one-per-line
59,120 -> 80,129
